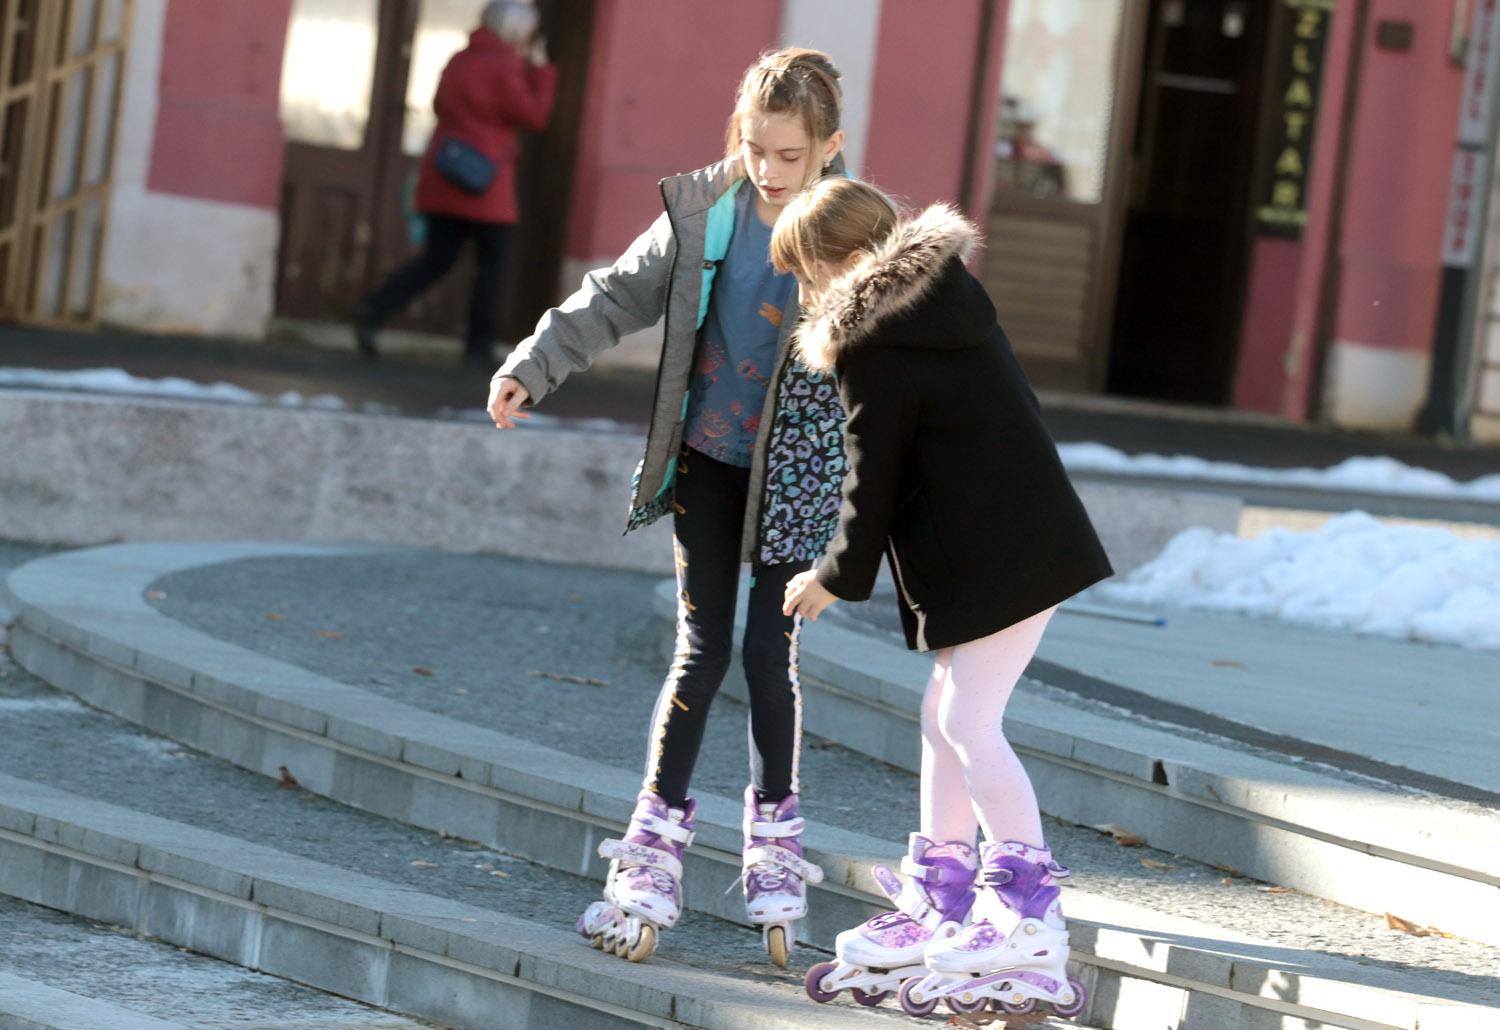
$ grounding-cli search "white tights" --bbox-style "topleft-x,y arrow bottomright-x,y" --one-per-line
919,606 -> 1055,847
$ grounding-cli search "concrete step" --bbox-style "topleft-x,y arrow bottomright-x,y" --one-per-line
655,579 -> 1500,951
0,773 -> 943,1030
0,900 -> 436,1030
6,542 -> 1498,1030
0,972 -> 190,1030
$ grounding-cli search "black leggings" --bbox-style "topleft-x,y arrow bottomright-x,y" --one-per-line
644,447 -> 811,808
363,215 -> 512,355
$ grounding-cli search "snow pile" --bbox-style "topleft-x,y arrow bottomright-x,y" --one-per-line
1058,443 -> 1500,503
0,367 -> 346,410
1101,512 -> 1500,650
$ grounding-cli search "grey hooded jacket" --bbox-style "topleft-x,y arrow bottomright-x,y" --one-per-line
494,157 -> 847,566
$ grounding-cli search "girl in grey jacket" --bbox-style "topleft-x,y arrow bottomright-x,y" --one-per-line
487,48 -> 848,966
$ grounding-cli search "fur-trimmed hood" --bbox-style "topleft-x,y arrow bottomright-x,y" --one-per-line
795,204 -> 985,373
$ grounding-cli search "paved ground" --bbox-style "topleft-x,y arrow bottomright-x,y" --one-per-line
7,322 -> 1498,479
835,589 -> 1500,804
52,544 -> 1492,997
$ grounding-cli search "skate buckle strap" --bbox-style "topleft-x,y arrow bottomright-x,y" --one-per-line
638,812 -> 695,846
981,866 -> 1015,887
597,838 -> 684,880
748,816 -> 805,839
742,844 -> 824,884
900,855 -> 967,885
1047,859 -> 1071,878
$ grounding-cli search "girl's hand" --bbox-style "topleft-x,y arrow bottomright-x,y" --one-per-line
528,35 -> 549,66
487,377 -> 531,429
783,570 -> 837,620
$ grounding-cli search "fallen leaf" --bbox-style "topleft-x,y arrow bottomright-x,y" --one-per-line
276,766 -> 300,790
410,860 -> 438,869
454,687 -> 469,695
489,869 -> 509,878
145,590 -> 167,600
315,630 -> 343,640
530,669 -> 609,687
265,612 -> 287,622
1258,885 -> 1291,894
412,667 -> 435,677
1093,823 -> 1145,847
569,594 -> 582,603
475,863 -> 495,871
1211,659 -> 1245,669
1141,858 -> 1177,871
1221,877 -> 1236,886
1385,912 -> 1453,937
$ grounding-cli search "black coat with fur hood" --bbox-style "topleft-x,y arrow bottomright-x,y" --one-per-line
798,204 -> 1113,651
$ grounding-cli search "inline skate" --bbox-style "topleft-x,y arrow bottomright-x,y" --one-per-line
741,787 -> 824,967
900,840 -> 1087,1019
577,790 -> 696,962
803,834 -> 977,1007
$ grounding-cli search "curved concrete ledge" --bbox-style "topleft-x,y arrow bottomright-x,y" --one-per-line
0,390 -> 1238,580
6,543 -> 1498,1030
660,578 -> 1500,951
0,774 -> 889,1030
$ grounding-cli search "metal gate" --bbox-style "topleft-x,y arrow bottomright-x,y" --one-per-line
0,0 -> 131,326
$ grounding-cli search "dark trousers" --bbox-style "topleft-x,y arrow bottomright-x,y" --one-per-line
362,215 -> 512,355
645,447 -> 812,808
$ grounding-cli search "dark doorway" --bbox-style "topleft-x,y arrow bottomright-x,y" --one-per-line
274,0 -> 592,346
1106,0 -> 1270,404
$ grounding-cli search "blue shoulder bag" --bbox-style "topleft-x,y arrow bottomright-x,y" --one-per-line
434,137 -> 496,195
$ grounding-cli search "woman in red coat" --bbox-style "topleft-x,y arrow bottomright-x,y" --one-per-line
357,0 -> 557,364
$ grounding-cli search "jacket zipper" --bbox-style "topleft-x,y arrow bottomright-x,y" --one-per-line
634,180 -> 681,509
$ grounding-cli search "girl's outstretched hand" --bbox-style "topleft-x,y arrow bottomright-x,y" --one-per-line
784,569 -> 837,621
487,377 -> 531,429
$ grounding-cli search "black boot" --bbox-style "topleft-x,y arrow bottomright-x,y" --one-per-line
353,302 -> 379,361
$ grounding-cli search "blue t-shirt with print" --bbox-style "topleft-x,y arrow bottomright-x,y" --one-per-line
683,185 -> 795,468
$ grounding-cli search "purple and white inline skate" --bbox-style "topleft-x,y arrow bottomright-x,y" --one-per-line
741,787 -> 824,967
803,834 -> 977,1008
901,840 -> 1087,1019
577,790 -> 696,962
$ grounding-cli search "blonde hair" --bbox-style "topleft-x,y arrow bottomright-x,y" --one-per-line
725,48 -> 843,181
482,1 -> 539,47
771,178 -> 900,286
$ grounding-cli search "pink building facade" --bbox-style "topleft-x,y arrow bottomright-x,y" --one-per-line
17,0 -> 1496,436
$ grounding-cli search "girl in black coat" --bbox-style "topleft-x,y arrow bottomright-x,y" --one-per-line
776,179 -> 1110,1016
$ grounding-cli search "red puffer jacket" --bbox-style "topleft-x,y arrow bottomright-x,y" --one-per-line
414,28 -> 557,224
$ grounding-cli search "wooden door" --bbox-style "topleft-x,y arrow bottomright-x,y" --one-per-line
274,0 -> 400,325
1106,0 -> 1271,404
275,0 -> 592,342
977,0 -> 1148,391
0,0 -> 131,326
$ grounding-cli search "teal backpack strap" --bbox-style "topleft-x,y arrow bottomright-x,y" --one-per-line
697,179 -> 744,329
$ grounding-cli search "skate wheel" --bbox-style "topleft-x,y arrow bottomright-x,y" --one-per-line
897,978 -> 939,1017
765,924 -> 790,968
624,923 -> 657,962
999,992 -> 1038,1014
945,993 -> 987,1015
1050,977 -> 1088,1019
803,961 -> 840,1004
589,933 -> 604,950
851,987 -> 890,1007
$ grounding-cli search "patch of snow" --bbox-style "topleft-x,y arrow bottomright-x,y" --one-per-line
0,367 -> 347,410
1058,443 -> 1500,504
0,695 -> 88,714
1100,511 -> 1500,651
